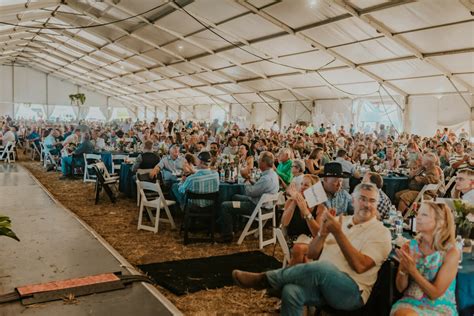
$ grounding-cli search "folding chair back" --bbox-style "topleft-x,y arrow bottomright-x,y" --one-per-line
83,153 -> 102,182
137,180 -> 176,233
404,183 -> 441,219
31,141 -> 42,161
135,168 -> 154,206
183,191 -> 219,244
39,142 -> 45,162
92,162 -> 118,204
274,227 -> 291,268
111,154 -> 128,174
0,141 -> 14,163
237,192 -> 279,249
441,175 -> 456,197
95,161 -> 115,180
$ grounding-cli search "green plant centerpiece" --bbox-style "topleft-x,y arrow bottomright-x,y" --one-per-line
0,215 -> 20,241
453,199 -> 474,238
69,93 -> 86,106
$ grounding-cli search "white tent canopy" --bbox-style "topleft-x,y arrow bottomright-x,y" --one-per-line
0,0 -> 472,135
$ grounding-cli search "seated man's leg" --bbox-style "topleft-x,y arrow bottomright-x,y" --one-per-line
266,261 -> 363,312
72,157 -> 84,175
170,183 -> 186,210
219,200 -> 256,238
61,156 -> 72,176
398,190 -> 419,213
394,189 -> 408,206
231,194 -> 253,203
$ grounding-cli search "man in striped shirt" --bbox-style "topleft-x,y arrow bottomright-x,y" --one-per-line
172,151 -> 219,209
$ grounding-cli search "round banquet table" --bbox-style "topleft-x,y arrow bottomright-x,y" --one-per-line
382,175 -> 409,203
96,151 -> 140,173
350,175 -> 409,203
119,163 -> 135,198
217,182 -> 245,217
99,152 -> 113,173
457,255 -> 474,316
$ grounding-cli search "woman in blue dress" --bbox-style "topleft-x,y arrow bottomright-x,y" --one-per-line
391,201 -> 459,316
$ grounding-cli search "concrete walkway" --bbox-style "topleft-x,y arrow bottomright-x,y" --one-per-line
0,164 -> 180,316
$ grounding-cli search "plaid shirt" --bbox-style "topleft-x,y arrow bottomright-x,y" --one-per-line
178,169 -> 219,207
377,189 -> 392,219
324,189 -> 354,215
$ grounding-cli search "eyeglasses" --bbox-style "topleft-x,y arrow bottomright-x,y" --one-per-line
357,195 -> 377,204
456,177 -> 468,182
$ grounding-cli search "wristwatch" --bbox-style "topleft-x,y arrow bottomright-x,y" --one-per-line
304,213 -> 314,221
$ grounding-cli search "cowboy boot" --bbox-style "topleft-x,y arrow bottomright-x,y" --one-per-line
232,270 -> 269,290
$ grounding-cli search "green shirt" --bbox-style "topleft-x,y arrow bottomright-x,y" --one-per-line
276,159 -> 293,185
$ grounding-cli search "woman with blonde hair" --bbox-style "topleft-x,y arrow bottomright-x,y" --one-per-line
391,201 -> 458,316
281,174 -> 322,266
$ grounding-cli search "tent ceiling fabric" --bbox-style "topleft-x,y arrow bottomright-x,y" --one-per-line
1,0 -> 473,110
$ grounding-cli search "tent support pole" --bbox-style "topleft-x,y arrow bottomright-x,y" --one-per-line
11,64 -> 15,117
278,103 -> 283,131
403,96 -> 410,134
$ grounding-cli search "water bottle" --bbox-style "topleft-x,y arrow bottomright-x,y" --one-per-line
250,167 -> 256,182
224,165 -> 230,181
388,206 -> 397,225
219,167 -> 225,182
456,235 -> 464,266
395,211 -> 403,237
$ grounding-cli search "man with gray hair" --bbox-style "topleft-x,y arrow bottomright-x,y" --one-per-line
150,144 -> 185,185
232,182 -> 392,314
60,132 -> 94,179
289,159 -> 305,190
218,151 -> 279,243
276,148 -> 293,186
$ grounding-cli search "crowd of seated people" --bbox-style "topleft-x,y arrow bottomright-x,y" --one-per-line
0,114 -> 472,314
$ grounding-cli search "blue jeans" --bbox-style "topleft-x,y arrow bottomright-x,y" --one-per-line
266,261 -> 363,315
61,156 -> 83,176
218,194 -> 256,236
171,182 -> 185,210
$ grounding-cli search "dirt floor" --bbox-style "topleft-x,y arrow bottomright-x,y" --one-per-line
20,158 -> 282,315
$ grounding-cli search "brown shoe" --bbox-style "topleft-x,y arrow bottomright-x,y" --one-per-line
232,270 -> 268,290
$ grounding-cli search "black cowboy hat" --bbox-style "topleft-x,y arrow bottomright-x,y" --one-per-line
319,162 -> 350,178
197,151 -> 212,163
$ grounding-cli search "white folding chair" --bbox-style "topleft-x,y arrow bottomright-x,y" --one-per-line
137,180 -> 176,233
274,227 -> 291,268
93,162 -> 119,204
441,175 -> 456,197
94,161 -> 119,182
135,168 -> 154,206
237,193 -> 279,249
404,183 -> 442,219
0,141 -> 15,163
30,141 -> 42,161
83,153 -> 102,182
43,150 -> 59,170
111,154 -> 128,174
39,142 -> 45,162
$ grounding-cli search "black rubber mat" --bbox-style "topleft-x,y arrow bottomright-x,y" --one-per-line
138,251 -> 281,295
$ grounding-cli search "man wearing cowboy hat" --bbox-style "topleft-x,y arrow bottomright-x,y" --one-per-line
172,151 -> 219,210
320,162 -> 354,215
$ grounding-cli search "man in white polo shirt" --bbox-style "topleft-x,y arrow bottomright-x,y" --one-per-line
232,182 -> 392,314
